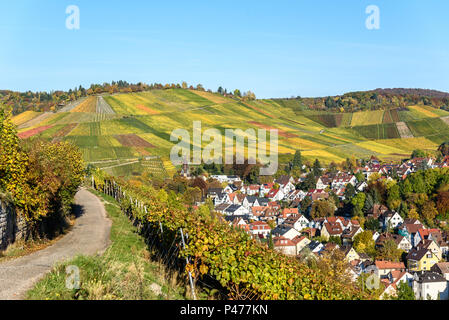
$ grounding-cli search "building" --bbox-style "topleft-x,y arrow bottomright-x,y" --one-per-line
413,272 -> 448,300
406,244 -> 440,272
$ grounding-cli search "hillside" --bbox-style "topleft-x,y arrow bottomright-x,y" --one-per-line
9,88 -> 449,177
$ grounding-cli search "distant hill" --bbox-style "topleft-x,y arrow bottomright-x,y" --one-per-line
9,88 -> 449,177
371,88 -> 449,99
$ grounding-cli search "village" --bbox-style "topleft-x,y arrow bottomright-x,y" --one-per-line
188,154 -> 449,300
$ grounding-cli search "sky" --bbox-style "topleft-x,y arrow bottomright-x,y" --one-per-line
0,0 -> 448,98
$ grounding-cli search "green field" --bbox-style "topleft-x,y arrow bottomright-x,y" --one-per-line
14,89 -> 449,176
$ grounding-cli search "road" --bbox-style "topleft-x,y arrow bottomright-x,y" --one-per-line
0,188 -> 112,300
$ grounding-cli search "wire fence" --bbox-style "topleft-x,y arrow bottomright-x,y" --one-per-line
89,176 -> 230,300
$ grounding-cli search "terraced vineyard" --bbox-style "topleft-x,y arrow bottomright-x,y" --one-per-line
11,89 -> 449,177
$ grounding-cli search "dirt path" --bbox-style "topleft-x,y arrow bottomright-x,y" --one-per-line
0,189 -> 111,300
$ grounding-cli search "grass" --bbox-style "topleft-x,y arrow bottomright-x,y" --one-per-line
26,189 -> 188,300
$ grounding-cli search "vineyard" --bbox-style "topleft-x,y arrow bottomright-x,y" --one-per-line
10,88 -> 449,175
91,170 -> 369,300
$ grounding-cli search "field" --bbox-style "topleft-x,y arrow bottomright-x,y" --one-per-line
350,110 -> 385,126
12,89 -> 449,177
71,96 -> 98,113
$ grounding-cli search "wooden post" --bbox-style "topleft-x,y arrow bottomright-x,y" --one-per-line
180,228 -> 197,300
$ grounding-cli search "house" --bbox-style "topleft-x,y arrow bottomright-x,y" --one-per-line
398,222 -> 425,247
227,193 -> 245,205
214,203 -> 230,214
380,271 -> 414,300
365,260 -> 406,278
266,188 -> 285,201
228,217 -> 250,232
246,184 -> 260,196
341,226 -> 363,245
242,196 -> 260,209
272,225 -> 301,240
250,206 -> 268,219
260,183 -> 274,197
366,204 -> 388,219
306,240 -> 324,253
356,181 -> 368,192
275,175 -> 296,194
331,173 -> 357,189
273,236 -> 296,256
280,208 -> 299,219
211,175 -> 241,184
283,214 -> 310,232
316,176 -> 332,190
321,222 -> 343,241
418,239 -> 443,261
431,262 -> 449,281
308,189 -> 329,201
223,204 -> 249,216
381,211 -> 404,230
341,245 -> 360,263
375,233 -> 412,252
406,244 -> 440,272
291,236 -> 311,255
415,228 -> 443,249
249,221 -> 271,239
286,189 -> 306,202
413,271 -> 448,300
212,192 -> 228,206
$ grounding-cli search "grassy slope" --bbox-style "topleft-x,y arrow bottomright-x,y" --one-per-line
26,190 -> 187,300
14,89 -> 449,174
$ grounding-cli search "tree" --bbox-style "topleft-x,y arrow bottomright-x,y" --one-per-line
268,232 -> 274,249
436,191 -> 449,218
300,173 -> 316,191
396,281 -> 415,300
411,149 -> 426,159
311,199 -> 336,218
438,142 -> 449,157
387,183 -> 401,211
378,240 -> 403,262
408,207 -> 420,220
351,193 -> 366,216
217,86 -> 224,95
233,89 -> 241,97
353,230 -> 376,257
312,159 -> 322,177
365,217 -> 380,231
344,184 -> 356,200
182,82 -> 188,89
292,150 -> 302,170
421,201 -> 438,226
329,236 -> 342,246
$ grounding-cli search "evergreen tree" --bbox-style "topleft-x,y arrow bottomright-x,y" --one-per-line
292,150 -> 303,170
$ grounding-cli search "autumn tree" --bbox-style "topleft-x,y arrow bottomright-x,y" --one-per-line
353,231 -> 376,257
377,240 -> 403,262
311,199 -> 336,218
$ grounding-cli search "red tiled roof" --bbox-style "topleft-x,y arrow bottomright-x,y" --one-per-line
374,260 -> 405,270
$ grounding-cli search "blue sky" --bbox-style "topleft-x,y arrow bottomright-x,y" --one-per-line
0,0 -> 448,98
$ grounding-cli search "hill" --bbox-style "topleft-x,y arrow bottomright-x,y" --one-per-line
8,87 -> 449,178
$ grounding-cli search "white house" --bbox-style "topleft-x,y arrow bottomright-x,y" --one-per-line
249,221 -> 271,239
383,211 -> 404,229
274,236 -> 297,256
223,205 -> 249,216
413,272 -> 449,300
266,189 -> 285,201
272,225 -> 301,240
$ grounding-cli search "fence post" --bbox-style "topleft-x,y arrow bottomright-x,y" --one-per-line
180,228 -> 197,300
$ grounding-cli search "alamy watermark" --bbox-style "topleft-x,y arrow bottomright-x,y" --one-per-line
66,265 -> 80,290
170,121 -> 278,175
365,5 -> 380,30
66,5 -> 80,30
